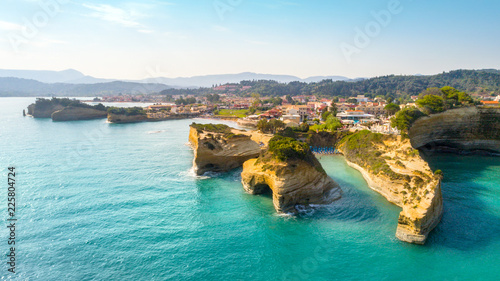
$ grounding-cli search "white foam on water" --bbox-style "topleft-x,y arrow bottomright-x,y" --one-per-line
147,130 -> 165,134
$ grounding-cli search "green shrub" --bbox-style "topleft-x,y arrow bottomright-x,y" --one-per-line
268,135 -> 310,162
108,107 -> 146,116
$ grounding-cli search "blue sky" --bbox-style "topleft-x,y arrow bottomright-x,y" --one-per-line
0,0 -> 499,79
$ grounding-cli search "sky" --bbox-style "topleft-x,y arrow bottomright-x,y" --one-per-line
0,0 -> 499,80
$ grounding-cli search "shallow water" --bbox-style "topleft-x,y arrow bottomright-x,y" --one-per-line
0,98 -> 499,280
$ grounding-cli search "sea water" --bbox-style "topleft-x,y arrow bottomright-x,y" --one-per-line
0,98 -> 499,280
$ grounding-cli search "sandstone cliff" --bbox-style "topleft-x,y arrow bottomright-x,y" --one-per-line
188,123 -> 264,175
107,113 -> 150,123
409,106 -> 500,153
52,106 -> 107,121
338,130 -> 443,244
241,136 -> 342,214
28,103 -> 65,118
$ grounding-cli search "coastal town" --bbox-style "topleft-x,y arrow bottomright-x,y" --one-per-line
88,84 -> 500,135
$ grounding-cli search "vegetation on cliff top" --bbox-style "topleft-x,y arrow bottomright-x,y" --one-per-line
108,107 -> 146,116
34,97 -> 107,111
190,123 -> 246,139
191,123 -> 231,133
340,130 -> 408,181
268,135 -> 310,162
264,135 -> 324,172
391,86 -> 476,136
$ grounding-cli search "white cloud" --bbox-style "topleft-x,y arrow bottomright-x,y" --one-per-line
0,20 -> 24,31
82,3 -> 142,27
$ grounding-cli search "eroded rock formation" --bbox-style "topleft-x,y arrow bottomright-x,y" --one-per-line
188,124 -> 263,175
338,130 -> 443,244
241,157 -> 342,214
27,103 -> 64,118
52,106 -> 107,121
107,113 -> 149,123
241,136 -> 342,214
409,106 -> 500,154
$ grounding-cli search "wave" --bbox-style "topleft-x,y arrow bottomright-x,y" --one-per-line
177,167 -> 221,180
147,130 -> 166,134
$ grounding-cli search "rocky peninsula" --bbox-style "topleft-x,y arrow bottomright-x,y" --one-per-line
188,124 -> 341,213
409,106 -> 500,154
241,136 -> 342,214
338,130 -> 443,244
188,123 -> 265,175
52,106 -> 107,121
108,107 -> 198,124
27,98 -> 107,121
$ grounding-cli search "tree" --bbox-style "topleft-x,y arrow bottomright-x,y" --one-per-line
347,98 -> 358,104
206,94 -> 220,103
390,107 -> 426,136
286,95 -> 293,104
257,119 -> 286,134
321,110 -> 332,121
309,115 -> 342,132
419,87 -> 442,98
384,103 -> 401,116
330,100 -> 338,116
325,115 -> 342,131
416,95 -> 445,114
298,121 -> 309,132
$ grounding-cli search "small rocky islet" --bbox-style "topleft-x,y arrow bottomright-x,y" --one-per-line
25,97 -> 199,123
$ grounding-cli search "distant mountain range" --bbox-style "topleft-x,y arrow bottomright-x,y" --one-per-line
0,77 -> 171,97
0,68 -> 498,97
0,69 -> 352,89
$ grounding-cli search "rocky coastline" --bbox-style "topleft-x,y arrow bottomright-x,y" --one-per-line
338,130 -> 443,244
409,106 -> 500,154
108,113 -> 198,124
52,106 -> 108,121
188,124 -> 342,214
241,149 -> 342,214
27,98 -> 108,121
188,123 -> 263,175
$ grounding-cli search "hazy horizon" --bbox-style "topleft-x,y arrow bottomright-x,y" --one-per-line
1,0 -> 499,80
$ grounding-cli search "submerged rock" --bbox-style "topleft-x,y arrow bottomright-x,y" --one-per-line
241,136 -> 342,214
338,130 -> 443,244
409,106 -> 500,154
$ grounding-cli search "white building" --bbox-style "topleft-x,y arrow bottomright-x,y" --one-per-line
337,110 -> 377,124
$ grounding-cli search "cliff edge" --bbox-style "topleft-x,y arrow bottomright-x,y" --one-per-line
409,106 -> 500,154
188,123 -> 263,175
52,106 -> 107,121
241,136 -> 342,214
338,130 -> 443,244
27,98 -> 108,121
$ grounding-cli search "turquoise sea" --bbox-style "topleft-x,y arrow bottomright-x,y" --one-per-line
0,97 -> 499,280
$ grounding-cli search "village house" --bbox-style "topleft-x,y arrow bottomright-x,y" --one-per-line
337,110 -> 377,124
